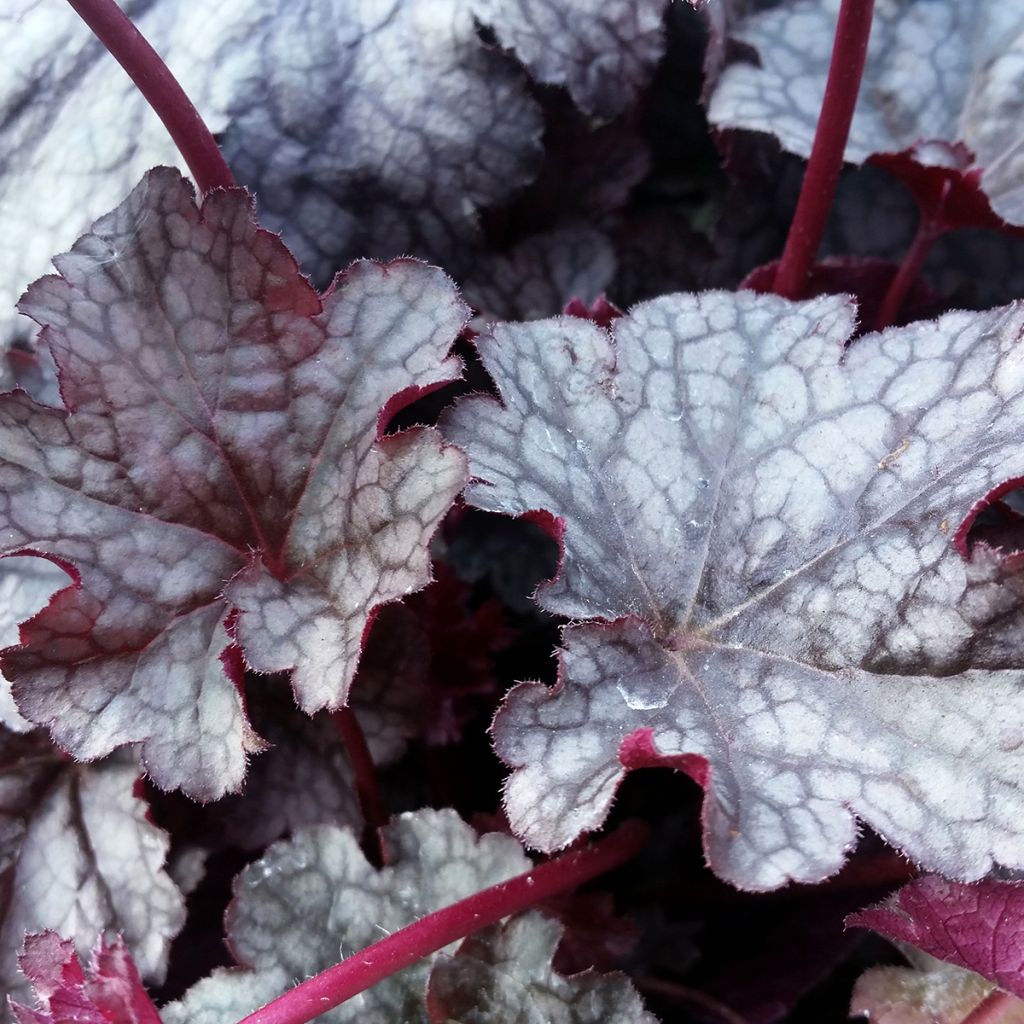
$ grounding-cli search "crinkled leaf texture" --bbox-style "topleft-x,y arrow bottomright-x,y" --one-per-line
0,735 -> 184,1000
10,931 -> 161,1024
707,0 -> 1024,224
849,875 -> 1024,999
0,0 -> 669,343
0,0 -> 545,333
461,226 -> 616,324
850,948 -> 1024,1024
3,168 -> 468,800
162,809 -> 531,1023
425,911 -> 656,1023
443,291 -> 1024,890
473,0 -> 667,119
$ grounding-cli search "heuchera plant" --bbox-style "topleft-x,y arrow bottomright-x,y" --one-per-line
10,0 -> 1024,1020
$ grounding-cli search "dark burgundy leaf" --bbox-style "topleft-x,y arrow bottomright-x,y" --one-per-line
849,875 -> 1024,999
10,931 -> 161,1024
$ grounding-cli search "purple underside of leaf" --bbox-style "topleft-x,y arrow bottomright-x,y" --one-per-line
10,931 -> 162,1024
0,167 -> 468,801
707,0 -> 1024,225
849,875 -> 1024,1000
0,736 -> 184,1001
442,290 -> 1024,891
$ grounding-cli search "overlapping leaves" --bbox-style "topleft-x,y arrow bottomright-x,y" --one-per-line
708,0 -> 1024,225
0,735 -> 183,1001
0,0 -> 673,346
444,290 -> 1024,889
1,168 -> 468,799
162,810 -> 532,1022
10,932 -> 162,1024
426,912 -> 658,1023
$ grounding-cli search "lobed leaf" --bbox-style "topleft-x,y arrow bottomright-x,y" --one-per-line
10,931 -> 161,1024
425,911 -> 657,1023
473,0 -> 668,120
0,737 -> 184,1000
444,290 -> 1024,889
849,875 -> 1024,999
3,168 -> 468,799
0,0 -> 671,346
707,0 -> 1024,224
162,809 -> 532,1023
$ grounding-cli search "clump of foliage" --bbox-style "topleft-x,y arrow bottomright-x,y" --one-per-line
6,0 -> 1024,1021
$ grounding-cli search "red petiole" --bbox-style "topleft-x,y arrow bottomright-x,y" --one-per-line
64,0 -> 235,193
773,0 -> 875,299
332,707 -> 388,864
234,820 -> 650,1024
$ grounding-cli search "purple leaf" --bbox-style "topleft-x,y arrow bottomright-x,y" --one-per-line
707,0 -> 1024,225
0,736 -> 184,1000
424,911 -> 657,1023
10,931 -> 162,1024
443,291 -> 1024,890
849,875 -> 1024,999
162,810 -> 532,1022
3,168 -> 468,800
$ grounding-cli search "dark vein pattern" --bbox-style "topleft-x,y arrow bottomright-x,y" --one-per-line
462,225 -> 616,323
0,740 -> 184,1001
476,0 -> 668,119
163,810 -> 531,1023
443,291 -> 1024,889
426,912 -> 658,1023
0,0 -> 548,343
707,0 -> 1024,224
3,169 -> 467,799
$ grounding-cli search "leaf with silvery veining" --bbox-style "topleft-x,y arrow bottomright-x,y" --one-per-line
444,290 -> 1024,889
0,736 -> 184,1001
162,810 -> 531,1023
707,0 -> 1024,225
2,168 -> 467,800
425,911 -> 656,1023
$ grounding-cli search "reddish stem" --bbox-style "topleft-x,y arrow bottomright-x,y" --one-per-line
871,216 -> 940,331
635,977 -> 750,1024
331,708 -> 387,859
235,820 -> 650,1024
872,180 -> 950,331
962,990 -> 1021,1024
64,0 -> 235,193
773,0 -> 875,299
